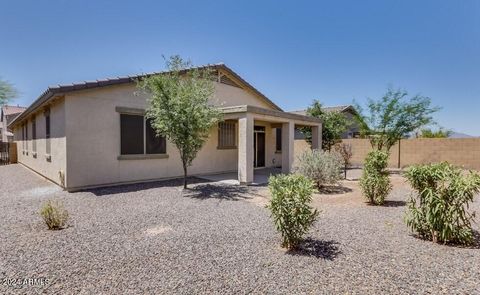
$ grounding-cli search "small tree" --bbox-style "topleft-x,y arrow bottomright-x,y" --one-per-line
418,128 -> 452,138
0,77 -> 18,105
355,87 -> 439,152
404,163 -> 480,245
334,143 -> 353,179
301,100 -> 350,151
139,56 -> 223,189
267,174 -> 318,249
359,150 -> 392,205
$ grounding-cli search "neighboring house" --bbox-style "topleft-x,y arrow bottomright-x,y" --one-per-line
290,105 -> 360,139
9,64 -> 322,191
1,105 -> 27,142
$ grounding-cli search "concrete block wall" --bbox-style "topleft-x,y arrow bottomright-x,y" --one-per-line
342,138 -> 480,171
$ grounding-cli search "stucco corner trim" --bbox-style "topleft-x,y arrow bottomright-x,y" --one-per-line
117,154 -> 169,160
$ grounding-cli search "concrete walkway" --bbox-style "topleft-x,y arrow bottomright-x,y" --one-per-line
199,167 -> 282,186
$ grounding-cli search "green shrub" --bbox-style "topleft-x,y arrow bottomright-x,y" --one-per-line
359,150 -> 392,205
267,174 -> 318,249
40,200 -> 69,230
295,149 -> 343,188
404,162 -> 480,245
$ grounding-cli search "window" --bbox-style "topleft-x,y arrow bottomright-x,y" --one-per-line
32,116 -> 37,153
276,128 -> 282,152
146,118 -> 166,154
21,123 -> 25,152
218,121 -> 236,149
45,108 -> 51,155
25,122 -> 28,152
120,114 -> 166,155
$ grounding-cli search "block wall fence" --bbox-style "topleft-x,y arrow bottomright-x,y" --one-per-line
341,138 -> 480,171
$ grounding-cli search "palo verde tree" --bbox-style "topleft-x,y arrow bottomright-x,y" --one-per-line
0,77 -> 18,105
302,100 -> 350,151
139,56 -> 223,189
355,87 -> 439,152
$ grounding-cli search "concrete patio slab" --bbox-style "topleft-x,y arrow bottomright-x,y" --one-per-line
199,167 -> 281,186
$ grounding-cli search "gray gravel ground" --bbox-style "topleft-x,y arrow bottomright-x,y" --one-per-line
1,164 -> 479,294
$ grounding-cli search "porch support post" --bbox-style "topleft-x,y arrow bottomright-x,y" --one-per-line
238,114 -> 254,185
281,121 -> 294,173
311,124 -> 322,150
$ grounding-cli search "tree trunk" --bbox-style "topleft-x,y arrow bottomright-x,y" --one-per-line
183,163 -> 188,189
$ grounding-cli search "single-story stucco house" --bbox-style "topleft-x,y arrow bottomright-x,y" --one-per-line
9,64 -> 322,191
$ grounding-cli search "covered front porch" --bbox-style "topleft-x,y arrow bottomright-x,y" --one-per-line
218,105 -> 322,185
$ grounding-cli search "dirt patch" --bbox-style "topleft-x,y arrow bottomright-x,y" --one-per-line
145,225 -> 172,237
311,175 -> 412,208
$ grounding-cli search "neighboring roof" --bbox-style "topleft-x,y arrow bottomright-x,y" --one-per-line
9,63 -> 282,128
1,105 -> 27,116
290,105 -> 357,116
1,105 -> 27,124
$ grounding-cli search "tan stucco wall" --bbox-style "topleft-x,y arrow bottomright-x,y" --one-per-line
213,83 -> 274,109
14,98 -> 67,186
64,82 -> 258,189
343,138 -> 480,171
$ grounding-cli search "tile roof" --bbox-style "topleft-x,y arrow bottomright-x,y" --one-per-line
289,105 -> 356,116
2,105 -> 27,116
9,63 -> 283,127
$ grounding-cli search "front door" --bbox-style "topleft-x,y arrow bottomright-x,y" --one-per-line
254,126 -> 265,167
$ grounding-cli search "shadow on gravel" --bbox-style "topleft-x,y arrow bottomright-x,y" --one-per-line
82,177 -> 206,196
318,186 -> 353,195
183,184 -> 251,201
287,238 -> 341,260
382,200 -> 407,207
408,230 -> 480,249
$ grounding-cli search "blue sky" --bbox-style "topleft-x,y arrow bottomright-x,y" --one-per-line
1,0 -> 479,135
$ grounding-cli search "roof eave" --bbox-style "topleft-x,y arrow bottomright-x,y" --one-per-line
9,63 -> 284,127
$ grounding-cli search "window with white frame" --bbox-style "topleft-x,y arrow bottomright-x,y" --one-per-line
218,121 -> 236,149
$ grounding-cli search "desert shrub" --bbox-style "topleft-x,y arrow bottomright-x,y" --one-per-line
404,162 -> 480,245
359,150 -> 392,205
295,149 -> 343,188
40,200 -> 69,230
267,174 -> 318,249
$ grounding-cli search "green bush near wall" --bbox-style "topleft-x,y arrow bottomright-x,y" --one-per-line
404,162 -> 480,245
360,150 -> 392,205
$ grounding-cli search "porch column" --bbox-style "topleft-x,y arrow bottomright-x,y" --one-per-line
238,114 -> 254,185
281,121 -> 294,173
311,124 -> 322,150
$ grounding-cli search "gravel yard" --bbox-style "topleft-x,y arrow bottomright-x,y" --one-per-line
1,164 -> 479,294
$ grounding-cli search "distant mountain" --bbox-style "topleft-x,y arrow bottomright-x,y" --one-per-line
449,131 -> 477,138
